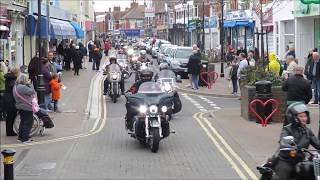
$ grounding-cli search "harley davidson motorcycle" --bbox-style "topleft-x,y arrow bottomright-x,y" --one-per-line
125,82 -> 173,153
105,64 -> 122,103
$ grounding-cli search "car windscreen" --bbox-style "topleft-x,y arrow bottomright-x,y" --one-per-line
175,49 -> 193,59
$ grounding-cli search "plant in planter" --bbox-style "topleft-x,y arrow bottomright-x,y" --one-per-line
240,66 -> 284,86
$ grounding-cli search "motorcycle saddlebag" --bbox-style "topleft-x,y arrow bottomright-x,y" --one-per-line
126,94 -> 145,115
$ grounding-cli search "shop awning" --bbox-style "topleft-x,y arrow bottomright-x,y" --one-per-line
223,21 -> 236,27
26,15 -> 76,39
70,22 -> 84,39
224,21 -> 255,28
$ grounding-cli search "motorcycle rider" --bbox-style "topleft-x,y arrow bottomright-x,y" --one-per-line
125,69 -> 154,130
268,102 -> 320,180
103,56 -> 125,95
154,63 -> 176,82
138,50 -> 150,63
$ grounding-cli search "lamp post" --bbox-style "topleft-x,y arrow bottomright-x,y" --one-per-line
202,1 -> 205,52
259,0 -> 265,66
220,0 -> 224,77
187,3 -> 190,46
183,0 -> 186,46
37,0 -> 46,104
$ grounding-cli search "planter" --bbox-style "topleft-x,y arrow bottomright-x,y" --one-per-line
240,85 -> 286,123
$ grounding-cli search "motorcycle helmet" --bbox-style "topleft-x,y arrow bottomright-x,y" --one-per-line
159,63 -> 169,71
109,56 -> 117,64
285,102 -> 310,125
140,69 -> 153,82
140,50 -> 147,57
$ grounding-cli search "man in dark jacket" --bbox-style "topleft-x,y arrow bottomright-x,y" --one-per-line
307,52 -> 320,104
187,49 -> 201,89
3,67 -> 20,136
28,56 -> 40,90
282,66 -> 312,106
41,58 -> 53,111
73,46 -> 83,76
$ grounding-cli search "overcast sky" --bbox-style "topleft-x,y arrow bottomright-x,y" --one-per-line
94,0 -> 145,12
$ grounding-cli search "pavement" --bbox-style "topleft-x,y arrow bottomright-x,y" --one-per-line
0,52 -> 319,179
176,63 -> 240,98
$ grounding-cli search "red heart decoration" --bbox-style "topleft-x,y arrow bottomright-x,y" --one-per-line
249,99 -> 279,127
200,72 -> 219,89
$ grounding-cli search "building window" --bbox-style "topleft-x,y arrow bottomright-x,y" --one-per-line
194,5 -> 198,17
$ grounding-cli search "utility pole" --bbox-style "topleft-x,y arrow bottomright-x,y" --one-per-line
260,0 -> 265,65
220,0 -> 224,77
37,0 -> 46,104
202,1 -> 205,52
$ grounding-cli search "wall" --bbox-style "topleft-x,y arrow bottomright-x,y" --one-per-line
295,17 -> 314,65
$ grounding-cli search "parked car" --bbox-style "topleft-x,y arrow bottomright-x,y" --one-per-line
157,44 -> 177,64
167,46 -> 193,78
151,40 -> 170,58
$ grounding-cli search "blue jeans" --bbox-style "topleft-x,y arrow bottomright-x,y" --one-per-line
231,78 -> 238,93
312,79 -> 320,103
44,94 -> 51,110
192,74 -> 199,89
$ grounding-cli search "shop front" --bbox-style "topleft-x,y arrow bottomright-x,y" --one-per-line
294,0 -> 320,65
0,7 -> 11,62
223,10 -> 255,51
156,24 -> 168,41
172,23 -> 185,46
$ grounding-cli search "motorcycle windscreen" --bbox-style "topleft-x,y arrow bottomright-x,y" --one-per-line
126,94 -> 145,115
109,64 -> 121,72
137,82 -> 163,94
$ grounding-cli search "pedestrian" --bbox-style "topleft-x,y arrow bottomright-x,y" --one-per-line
285,44 -> 296,59
265,52 -> 281,76
49,73 -> 63,112
63,44 -> 72,71
237,53 -> 249,89
47,51 -> 57,74
285,55 -> 298,78
3,67 -> 20,136
307,52 -> 320,104
79,42 -> 87,69
93,46 -> 102,71
41,58 -> 53,111
229,59 -> 239,95
187,46 -> 201,90
27,55 -> 40,90
104,40 -> 110,56
282,66 -> 312,106
236,43 -> 247,57
13,74 -> 36,143
305,48 -> 317,77
73,46 -> 83,76
247,50 -> 255,67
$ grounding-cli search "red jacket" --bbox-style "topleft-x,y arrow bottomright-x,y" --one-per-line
104,42 -> 110,51
49,79 -> 62,101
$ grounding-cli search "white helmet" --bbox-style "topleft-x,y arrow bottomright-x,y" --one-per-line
140,50 -> 147,56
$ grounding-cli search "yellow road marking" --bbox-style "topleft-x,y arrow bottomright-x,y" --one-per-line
1,73 -> 107,149
199,113 -> 258,180
193,112 -> 248,180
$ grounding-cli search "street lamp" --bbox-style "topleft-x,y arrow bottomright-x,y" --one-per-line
183,0 -> 186,46
220,0 -> 225,78
37,0 -> 46,104
202,1 -> 205,52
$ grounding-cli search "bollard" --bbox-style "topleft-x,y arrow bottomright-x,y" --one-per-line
2,149 -> 16,180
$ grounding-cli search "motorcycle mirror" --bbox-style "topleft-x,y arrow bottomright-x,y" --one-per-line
176,75 -> 182,83
124,73 -> 130,79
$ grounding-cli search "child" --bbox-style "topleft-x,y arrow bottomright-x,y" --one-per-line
49,73 -> 63,112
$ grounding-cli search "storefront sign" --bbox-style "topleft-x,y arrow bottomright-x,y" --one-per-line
295,0 -> 320,17
145,7 -> 155,18
85,21 -> 93,31
225,10 -> 252,21
204,16 -> 218,29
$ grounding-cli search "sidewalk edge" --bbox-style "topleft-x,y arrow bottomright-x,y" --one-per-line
177,86 -> 240,98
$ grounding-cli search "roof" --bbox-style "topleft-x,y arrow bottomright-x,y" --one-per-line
121,5 -> 145,20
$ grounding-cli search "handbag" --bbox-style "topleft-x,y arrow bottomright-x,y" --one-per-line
14,86 -> 39,113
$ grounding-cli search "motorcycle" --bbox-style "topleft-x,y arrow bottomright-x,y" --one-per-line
156,71 -> 182,116
105,64 -> 122,103
257,136 -> 320,180
125,82 -> 173,153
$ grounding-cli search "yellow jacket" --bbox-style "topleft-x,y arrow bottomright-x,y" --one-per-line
266,53 -> 280,76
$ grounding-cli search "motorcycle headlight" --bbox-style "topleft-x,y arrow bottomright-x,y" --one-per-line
161,106 -> 168,113
112,74 -> 118,80
139,105 -> 147,113
149,105 -> 158,114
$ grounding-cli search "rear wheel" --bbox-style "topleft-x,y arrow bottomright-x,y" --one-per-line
149,128 -> 160,153
14,113 -> 40,137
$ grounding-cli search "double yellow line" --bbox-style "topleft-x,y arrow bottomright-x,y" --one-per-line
193,112 -> 258,180
1,74 -> 107,149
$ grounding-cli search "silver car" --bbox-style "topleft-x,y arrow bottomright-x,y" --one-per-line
167,47 -> 193,77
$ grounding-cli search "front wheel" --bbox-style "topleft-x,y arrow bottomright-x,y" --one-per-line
112,84 -> 118,103
149,128 -> 160,153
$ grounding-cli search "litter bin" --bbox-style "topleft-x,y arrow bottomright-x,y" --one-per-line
254,80 -> 273,123
199,60 -> 209,87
